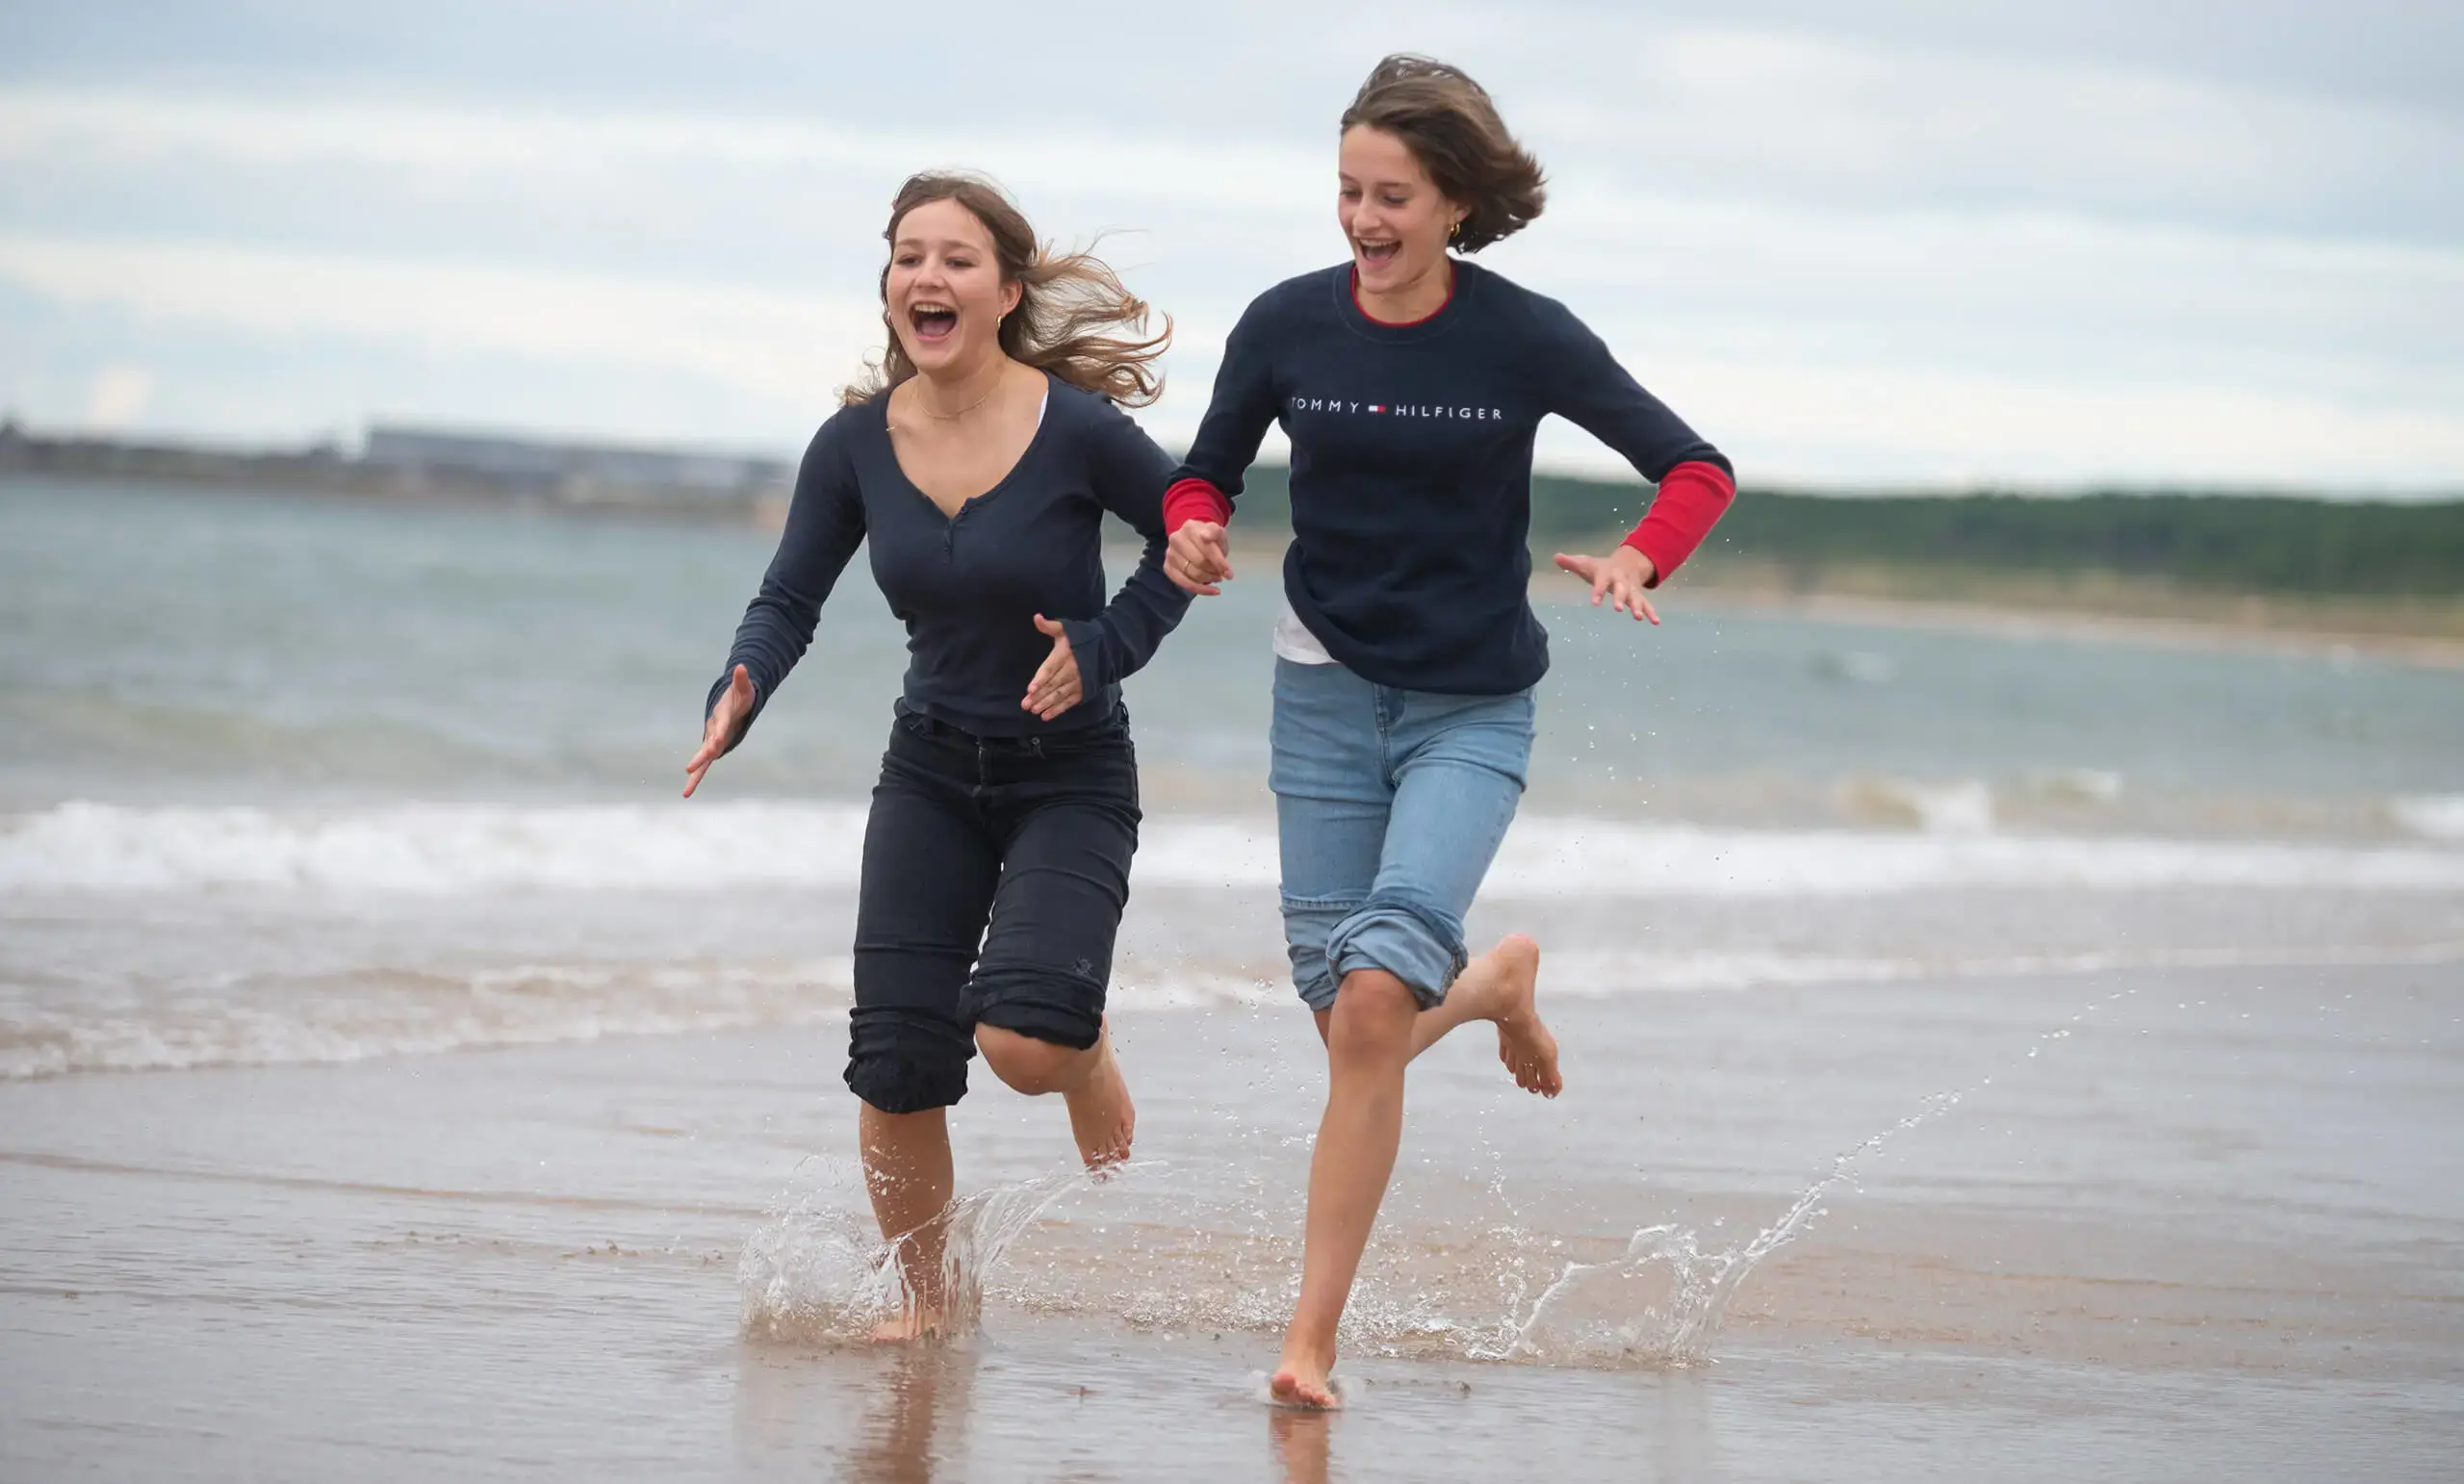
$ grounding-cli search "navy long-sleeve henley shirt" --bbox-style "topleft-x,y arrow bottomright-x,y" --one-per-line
710,374 -> 1192,741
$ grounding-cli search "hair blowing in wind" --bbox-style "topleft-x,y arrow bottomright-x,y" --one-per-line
1342,54 -> 1548,252
846,172 -> 1171,408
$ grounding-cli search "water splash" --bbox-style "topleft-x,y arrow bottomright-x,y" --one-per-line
1480,990 -> 2130,1368
736,987 -> 2140,1366
738,1157 -> 1138,1343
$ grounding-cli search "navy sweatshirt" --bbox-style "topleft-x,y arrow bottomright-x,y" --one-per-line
710,374 -> 1192,741
1171,261 -> 1732,695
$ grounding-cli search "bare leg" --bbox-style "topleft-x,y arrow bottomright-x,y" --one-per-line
975,1017 -> 1136,1169
1272,968 -> 1418,1408
1308,934 -> 1561,1096
859,1102 -> 954,1342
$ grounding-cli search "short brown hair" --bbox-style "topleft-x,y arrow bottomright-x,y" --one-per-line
845,172 -> 1171,407
1340,55 -> 1546,252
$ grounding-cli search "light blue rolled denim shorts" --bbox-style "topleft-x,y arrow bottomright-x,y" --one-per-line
1268,656 -> 1536,1011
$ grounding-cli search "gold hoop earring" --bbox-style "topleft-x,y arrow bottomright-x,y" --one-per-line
1449,220 -> 1462,241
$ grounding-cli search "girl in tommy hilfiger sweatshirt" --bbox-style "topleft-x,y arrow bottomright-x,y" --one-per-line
1161,55 -> 1737,1407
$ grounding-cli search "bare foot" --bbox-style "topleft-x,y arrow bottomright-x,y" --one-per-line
1064,1018 -> 1135,1170
1269,1333 -> 1341,1409
1483,934 -> 1561,1097
1268,1367 -> 1340,1410
867,1303 -> 945,1343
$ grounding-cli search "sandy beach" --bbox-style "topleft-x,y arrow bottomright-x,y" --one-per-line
1672,584 -> 2464,673
5,953 -> 2458,1481
1522,558 -> 2464,673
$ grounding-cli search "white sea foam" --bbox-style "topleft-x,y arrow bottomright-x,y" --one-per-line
1481,819 -> 2464,895
2021,768 -> 2126,806
8,800 -> 2464,898
7,942 -> 2456,1081
0,955 -> 1261,1079
2392,794 -> 2464,843
0,800 -> 876,893
0,958 -> 855,1080
1835,776 -> 1996,833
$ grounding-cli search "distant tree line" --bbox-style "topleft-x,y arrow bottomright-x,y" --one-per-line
16,416 -> 2447,596
1217,466 -> 2464,597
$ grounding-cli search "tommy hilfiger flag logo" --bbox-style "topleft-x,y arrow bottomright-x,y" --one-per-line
1368,404 -> 1386,413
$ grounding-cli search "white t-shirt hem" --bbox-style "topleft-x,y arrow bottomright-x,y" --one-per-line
1272,598 -> 1337,665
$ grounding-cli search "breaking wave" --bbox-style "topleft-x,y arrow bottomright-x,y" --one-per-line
9,800 -> 2464,896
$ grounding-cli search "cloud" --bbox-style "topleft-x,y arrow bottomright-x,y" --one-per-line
0,231 -> 885,404
79,363 -> 150,430
2,27 -> 2460,489
1596,356 -> 2464,489
1462,19 -> 2464,241
12,28 -> 2461,241
8,224 -> 2456,488
0,89 -> 1324,219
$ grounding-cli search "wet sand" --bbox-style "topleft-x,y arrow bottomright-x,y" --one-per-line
1673,583 -> 2464,672
4,959 -> 2457,1481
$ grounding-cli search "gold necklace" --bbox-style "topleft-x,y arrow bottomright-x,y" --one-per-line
912,375 -> 1001,422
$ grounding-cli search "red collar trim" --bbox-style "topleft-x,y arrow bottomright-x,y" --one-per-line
1350,262 -> 1454,327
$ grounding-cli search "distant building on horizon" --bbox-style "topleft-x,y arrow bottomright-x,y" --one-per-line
363,424 -> 789,502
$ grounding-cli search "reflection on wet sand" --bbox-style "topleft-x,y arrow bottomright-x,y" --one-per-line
1264,1366 -> 1713,1483
851,1346 -> 974,1484
1269,1405 -> 1330,1484
1653,1372 -> 1719,1479
734,1342 -> 977,1482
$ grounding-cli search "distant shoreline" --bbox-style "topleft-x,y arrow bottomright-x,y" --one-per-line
1525,553 -> 2464,669
12,435 -> 2462,667
1662,580 -> 2464,670
0,423 -> 788,523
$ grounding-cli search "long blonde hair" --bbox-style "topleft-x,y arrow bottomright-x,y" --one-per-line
844,172 -> 1170,407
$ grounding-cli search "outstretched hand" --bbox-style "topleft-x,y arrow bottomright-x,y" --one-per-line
1024,614 -> 1085,721
1166,520 -> 1231,596
684,664 -> 754,798
1553,546 -> 1659,625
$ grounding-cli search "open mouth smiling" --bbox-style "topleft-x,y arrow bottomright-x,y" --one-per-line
909,302 -> 958,342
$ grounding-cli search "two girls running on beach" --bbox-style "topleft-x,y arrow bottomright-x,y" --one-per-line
689,54 -> 1735,1394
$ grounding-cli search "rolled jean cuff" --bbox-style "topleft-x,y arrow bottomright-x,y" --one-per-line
844,1007 -> 973,1114
1281,894 -> 1356,1012
1325,891 -> 1468,1010
962,964 -> 1105,1051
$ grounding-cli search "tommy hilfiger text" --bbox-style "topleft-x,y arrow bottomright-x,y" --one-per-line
1288,396 -> 1507,420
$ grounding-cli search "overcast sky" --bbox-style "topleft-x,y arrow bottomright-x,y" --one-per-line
3,0 -> 2459,490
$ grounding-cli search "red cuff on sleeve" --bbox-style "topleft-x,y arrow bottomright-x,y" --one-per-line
1162,478 -> 1232,535
1621,461 -> 1735,586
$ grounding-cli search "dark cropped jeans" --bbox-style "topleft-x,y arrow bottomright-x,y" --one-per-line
844,702 -> 1141,1114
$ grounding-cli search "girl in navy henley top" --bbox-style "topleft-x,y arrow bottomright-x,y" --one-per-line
687,175 -> 1186,1343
